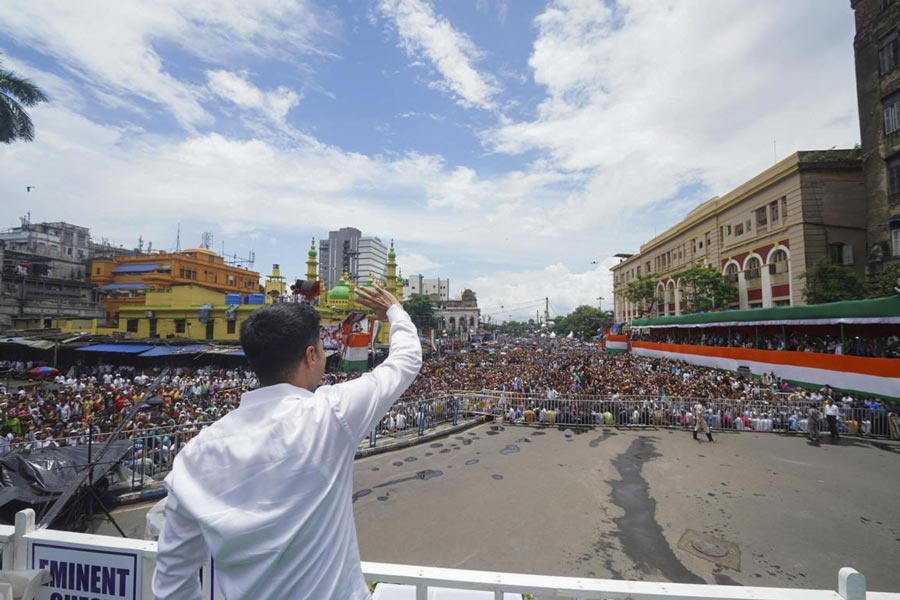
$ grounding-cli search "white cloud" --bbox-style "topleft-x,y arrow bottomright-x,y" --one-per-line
485,0 -> 860,226
380,0 -> 500,110
206,70 -> 301,125
0,0 -> 331,128
460,258 -> 617,323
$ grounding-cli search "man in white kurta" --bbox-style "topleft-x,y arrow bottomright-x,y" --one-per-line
153,287 -> 421,599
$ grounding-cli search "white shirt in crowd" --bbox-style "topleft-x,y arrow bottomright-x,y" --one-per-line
825,403 -> 841,418
152,304 -> 422,600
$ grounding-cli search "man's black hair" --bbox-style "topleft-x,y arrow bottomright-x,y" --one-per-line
240,303 -> 321,386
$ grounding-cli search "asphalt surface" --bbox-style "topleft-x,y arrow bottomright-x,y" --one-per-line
100,423 -> 900,594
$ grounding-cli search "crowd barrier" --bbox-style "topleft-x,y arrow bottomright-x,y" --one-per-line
5,392 -> 895,498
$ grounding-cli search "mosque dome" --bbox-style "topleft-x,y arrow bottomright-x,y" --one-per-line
330,272 -> 351,300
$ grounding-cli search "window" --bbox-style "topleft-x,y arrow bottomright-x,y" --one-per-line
770,200 -> 780,222
889,155 -> 900,203
885,92 -> 900,135
735,223 -> 744,236
755,206 -> 768,228
769,249 -> 789,273
724,263 -> 739,283
880,31 -> 899,75
745,257 -> 761,279
96,268 -> 101,275
175,319 -> 186,333
828,243 -> 854,265
746,219 -> 752,232
227,320 -> 236,334
126,319 -> 138,333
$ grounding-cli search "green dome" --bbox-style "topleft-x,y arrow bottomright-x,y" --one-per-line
308,248 -> 317,258
330,272 -> 351,299
330,285 -> 349,300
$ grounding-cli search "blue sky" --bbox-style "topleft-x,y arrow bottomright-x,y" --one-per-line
0,0 -> 861,322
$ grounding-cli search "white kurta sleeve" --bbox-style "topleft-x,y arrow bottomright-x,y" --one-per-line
332,303 -> 423,441
152,492 -> 207,600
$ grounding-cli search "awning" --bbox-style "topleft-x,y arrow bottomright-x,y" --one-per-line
0,338 -> 56,350
203,347 -> 244,356
75,344 -> 155,354
111,263 -> 161,274
101,283 -> 148,291
139,344 -> 210,357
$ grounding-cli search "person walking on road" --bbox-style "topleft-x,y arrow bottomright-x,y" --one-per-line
808,402 -> 822,442
692,399 -> 714,442
824,399 -> 840,441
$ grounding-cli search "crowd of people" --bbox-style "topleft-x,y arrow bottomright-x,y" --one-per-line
631,328 -> 900,358
0,338 -> 895,463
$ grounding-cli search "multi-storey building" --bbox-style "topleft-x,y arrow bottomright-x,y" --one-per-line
612,151 -> 866,323
0,243 -> 102,331
358,236 -> 388,283
90,247 -> 260,327
404,275 -> 450,301
0,219 -> 92,280
851,0 -> 900,278
319,227 -> 360,289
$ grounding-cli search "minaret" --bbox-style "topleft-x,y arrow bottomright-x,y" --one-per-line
264,263 -> 286,301
396,267 -> 404,302
385,240 -> 398,297
306,237 -> 317,281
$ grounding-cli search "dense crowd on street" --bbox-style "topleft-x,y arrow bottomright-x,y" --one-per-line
0,338 -> 895,463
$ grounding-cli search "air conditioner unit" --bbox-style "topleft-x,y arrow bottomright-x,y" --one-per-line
144,311 -> 154,318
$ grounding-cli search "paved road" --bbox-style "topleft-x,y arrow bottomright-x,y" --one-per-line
101,423 -> 900,593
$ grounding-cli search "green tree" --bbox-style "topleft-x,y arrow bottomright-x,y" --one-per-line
875,262 -> 900,297
623,273 -> 659,317
1,55 -> 49,143
553,305 -> 611,339
402,294 -> 436,332
675,264 -> 737,313
800,260 -> 870,304
498,320 -> 529,336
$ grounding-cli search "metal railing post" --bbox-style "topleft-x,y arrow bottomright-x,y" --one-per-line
369,428 -> 377,449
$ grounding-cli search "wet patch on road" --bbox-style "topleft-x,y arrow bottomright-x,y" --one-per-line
609,437 -> 704,583
404,456 -> 418,462
370,467 -> 380,471
430,443 -> 444,448
374,469 -> 444,490
589,432 -> 611,447
352,489 -> 372,503
440,449 -> 451,454
530,431 -> 546,436
392,461 -> 403,467
491,474 -> 504,481
465,459 -> 480,465
500,444 -> 520,455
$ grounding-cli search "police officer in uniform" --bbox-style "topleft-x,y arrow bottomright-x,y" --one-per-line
693,399 -> 714,442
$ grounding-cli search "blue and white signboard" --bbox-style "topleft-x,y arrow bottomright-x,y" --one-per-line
30,541 -> 141,600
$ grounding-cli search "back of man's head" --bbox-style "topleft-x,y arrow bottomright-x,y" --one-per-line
240,304 -> 321,387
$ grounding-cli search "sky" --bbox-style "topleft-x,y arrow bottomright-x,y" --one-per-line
0,0 -> 861,323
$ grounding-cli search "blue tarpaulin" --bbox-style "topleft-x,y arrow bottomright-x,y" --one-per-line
139,344 -> 210,357
111,263 -> 161,274
76,344 -> 155,354
101,283 -> 148,291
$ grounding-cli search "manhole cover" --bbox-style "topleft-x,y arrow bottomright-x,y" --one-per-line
691,539 -> 728,558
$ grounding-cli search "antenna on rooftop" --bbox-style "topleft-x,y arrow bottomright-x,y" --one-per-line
201,231 -> 213,250
223,249 -> 256,270
175,223 -> 181,252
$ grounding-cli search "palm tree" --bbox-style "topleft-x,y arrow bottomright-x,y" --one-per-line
0,55 -> 49,143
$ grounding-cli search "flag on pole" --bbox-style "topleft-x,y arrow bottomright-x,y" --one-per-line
369,318 -> 382,351
428,329 -> 437,351
341,332 -> 370,372
340,311 -> 367,345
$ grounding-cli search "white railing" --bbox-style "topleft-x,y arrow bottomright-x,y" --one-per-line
0,510 -> 897,600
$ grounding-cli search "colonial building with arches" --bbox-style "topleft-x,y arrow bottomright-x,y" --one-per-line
612,150 -> 867,323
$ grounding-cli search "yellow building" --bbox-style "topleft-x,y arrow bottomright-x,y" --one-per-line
56,238 -> 405,345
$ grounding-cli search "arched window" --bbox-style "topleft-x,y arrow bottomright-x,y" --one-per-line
724,263 -> 739,283
745,257 -> 761,280
770,249 -> 788,273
